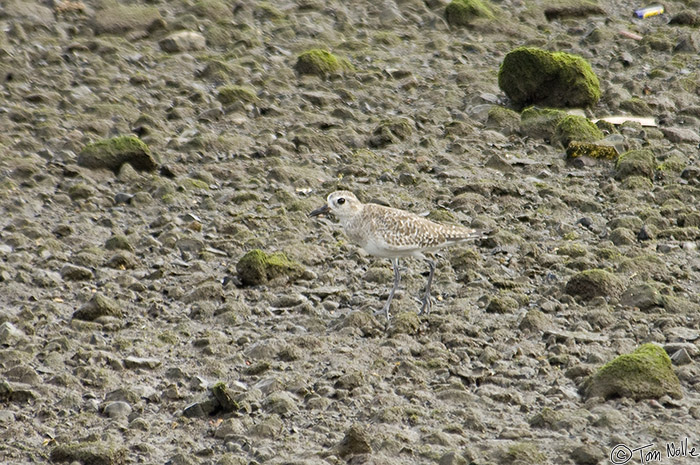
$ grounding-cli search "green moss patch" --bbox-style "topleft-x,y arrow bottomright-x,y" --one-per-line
615,149 -> 656,180
565,269 -> 623,300
566,141 -> 618,160
369,118 -> 413,148
499,47 -> 600,108
217,85 -> 259,105
445,0 -> 495,27
78,136 -> 158,172
554,115 -> 604,147
294,49 -> 353,76
583,343 -> 682,400
236,249 -> 305,286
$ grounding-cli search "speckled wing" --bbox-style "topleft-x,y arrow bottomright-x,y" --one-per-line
353,204 -> 481,257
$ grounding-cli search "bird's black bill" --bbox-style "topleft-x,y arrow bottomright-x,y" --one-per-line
309,204 -> 331,217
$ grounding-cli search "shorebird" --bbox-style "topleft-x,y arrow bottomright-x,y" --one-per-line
310,191 -> 483,320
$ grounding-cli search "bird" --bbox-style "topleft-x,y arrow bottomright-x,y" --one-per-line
309,190 -> 484,320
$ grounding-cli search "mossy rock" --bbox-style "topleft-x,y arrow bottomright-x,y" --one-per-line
608,227 -> 636,246
556,243 -> 587,257
368,118 -> 413,148
445,0 -> 495,27
565,269 -> 623,300
615,149 -> 655,180
553,115 -> 603,147
485,105 -> 520,135
566,141 -> 618,160
50,441 -> 127,465
486,295 -> 519,314
216,85 -> 259,105
657,227 -> 700,240
503,442 -> 546,464
78,136 -> 158,172
388,311 -> 421,335
582,343 -> 682,400
236,249 -> 305,286
621,175 -> 653,190
498,47 -> 601,108
73,294 -> 123,321
519,107 -> 567,140
92,4 -> 162,34
294,49 -> 352,76
620,97 -> 653,116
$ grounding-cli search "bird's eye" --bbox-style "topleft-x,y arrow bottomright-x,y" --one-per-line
337,198 -> 345,205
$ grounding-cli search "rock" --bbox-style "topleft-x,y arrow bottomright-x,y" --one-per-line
78,136 -> 158,173
445,0 -> 495,27
566,141 -> 618,161
620,283 -> 664,311
519,309 -> 551,332
67,183 -> 94,200
544,4 -> 606,20
211,382 -> 239,413
439,451 -> 468,465
661,127 -> 700,144
50,441 -> 127,465
103,401 -> 132,419
388,311 -> 421,335
105,235 -> 134,252
0,322 -> 27,345
216,85 -> 259,106
333,424 -> 372,458
498,47 -> 600,108
73,294 -> 123,321
582,343 -> 683,400
263,391 -> 299,416
615,149 -> 656,180
294,49 -> 352,76
485,106 -> 520,135
159,31 -> 206,53
519,107 -> 567,140
486,295 -> 519,313
571,443 -> 605,465
368,117 -> 413,148
60,264 -> 93,281
565,269 -> 624,300
609,227 -> 636,246
669,10 -> 699,26
236,249 -> 305,286
123,356 -> 161,370
553,115 -> 603,147
501,442 -> 546,464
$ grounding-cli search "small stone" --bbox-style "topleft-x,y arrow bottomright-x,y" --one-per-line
159,31 -> 206,53
123,356 -> 161,370
565,269 -> 624,300
333,424 -> 372,458
571,444 -> 604,465
50,441 -> 127,465
0,322 -> 26,345
73,294 -> 123,321
60,264 -> 93,281
103,401 -> 132,419
263,391 -> 299,416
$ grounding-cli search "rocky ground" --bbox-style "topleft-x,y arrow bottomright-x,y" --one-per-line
1,0 -> 700,464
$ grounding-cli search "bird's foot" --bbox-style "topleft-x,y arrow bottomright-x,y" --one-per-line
374,306 -> 391,321
418,295 -> 433,315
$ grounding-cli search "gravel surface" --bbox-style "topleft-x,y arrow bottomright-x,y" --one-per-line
1,0 -> 700,464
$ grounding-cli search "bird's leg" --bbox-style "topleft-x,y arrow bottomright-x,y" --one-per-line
375,258 -> 400,320
419,259 -> 436,315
